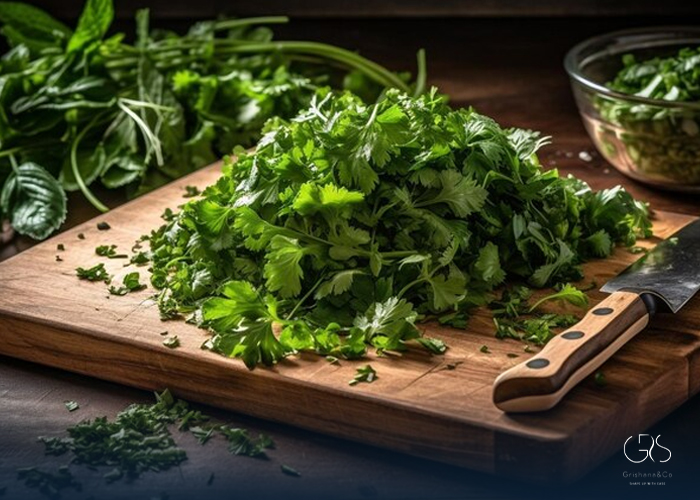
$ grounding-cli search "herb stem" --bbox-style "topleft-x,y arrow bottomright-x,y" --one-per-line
8,153 -> 19,174
413,49 -> 427,97
105,40 -> 410,93
286,278 -> 323,320
0,147 -> 24,161
397,278 -> 427,299
212,16 -> 290,31
70,120 -> 109,213
215,42 -> 409,91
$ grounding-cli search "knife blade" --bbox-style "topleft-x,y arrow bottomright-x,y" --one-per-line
493,218 -> 700,413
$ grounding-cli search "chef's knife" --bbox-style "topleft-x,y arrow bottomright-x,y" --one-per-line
493,218 -> 700,413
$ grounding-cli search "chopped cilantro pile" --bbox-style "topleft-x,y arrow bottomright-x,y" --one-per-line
144,88 -> 651,369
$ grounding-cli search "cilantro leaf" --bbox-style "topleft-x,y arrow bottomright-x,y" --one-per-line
349,364 -> 377,385
76,263 -> 110,283
108,272 -> 146,295
263,236 -> 310,298
474,242 -> 506,286
529,283 -> 589,312
96,244 -> 127,259
67,0 -> 114,52
353,297 -> 420,350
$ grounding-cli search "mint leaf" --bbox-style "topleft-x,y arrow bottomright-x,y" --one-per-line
67,0 -> 114,52
0,2 -> 71,51
1,162 -> 67,240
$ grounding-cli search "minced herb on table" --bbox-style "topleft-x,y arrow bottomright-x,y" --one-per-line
140,88 -> 650,370
35,390 -> 279,488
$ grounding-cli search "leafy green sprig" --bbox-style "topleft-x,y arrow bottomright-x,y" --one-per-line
0,0 -> 422,240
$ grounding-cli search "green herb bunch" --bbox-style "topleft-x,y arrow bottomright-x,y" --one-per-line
595,47 -> 700,183
146,88 -> 651,369
0,0 -> 421,240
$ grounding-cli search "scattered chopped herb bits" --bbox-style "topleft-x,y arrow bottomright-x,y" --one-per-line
159,331 -> 169,336
96,222 -> 111,231
96,244 -> 127,259
524,345 -> 535,354
109,272 -> 146,295
594,371 -> 607,387
219,427 -> 274,458
161,208 -> 176,221
416,337 -> 448,354
55,255 -> 63,262
76,263 -> 111,283
183,185 -> 201,198
162,336 -> 180,349
191,426 -> 215,445
17,466 -> 81,498
491,285 -> 585,346
326,355 -> 340,364
64,401 -> 79,412
479,345 -> 490,354
57,244 -> 65,251
39,390 -> 195,481
281,465 -> 301,477
506,353 -> 520,358
349,365 -> 377,386
77,233 -> 85,240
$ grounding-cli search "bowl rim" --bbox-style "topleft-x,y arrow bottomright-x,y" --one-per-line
564,26 -> 700,111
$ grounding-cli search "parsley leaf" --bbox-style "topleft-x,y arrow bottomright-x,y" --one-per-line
76,263 -> 111,283
96,244 -> 127,259
108,272 -> 146,295
162,336 -> 180,349
64,401 -> 79,412
349,365 -> 377,386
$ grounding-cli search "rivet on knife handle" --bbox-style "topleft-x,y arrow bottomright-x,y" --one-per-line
492,291 -> 653,413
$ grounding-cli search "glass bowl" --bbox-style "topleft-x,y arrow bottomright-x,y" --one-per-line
565,27 -> 700,192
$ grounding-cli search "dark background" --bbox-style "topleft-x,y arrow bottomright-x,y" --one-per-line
26,0 -> 700,19
2,2 -> 700,499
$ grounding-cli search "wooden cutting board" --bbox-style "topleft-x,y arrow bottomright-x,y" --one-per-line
1,163 -> 699,484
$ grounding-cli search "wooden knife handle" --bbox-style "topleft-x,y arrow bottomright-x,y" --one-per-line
493,291 -> 652,413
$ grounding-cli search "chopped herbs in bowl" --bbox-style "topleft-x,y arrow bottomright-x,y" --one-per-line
565,27 -> 700,191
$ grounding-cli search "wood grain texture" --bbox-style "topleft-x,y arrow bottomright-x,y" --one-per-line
0,163 -> 699,484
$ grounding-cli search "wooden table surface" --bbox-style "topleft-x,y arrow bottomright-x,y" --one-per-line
2,17 -> 699,500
